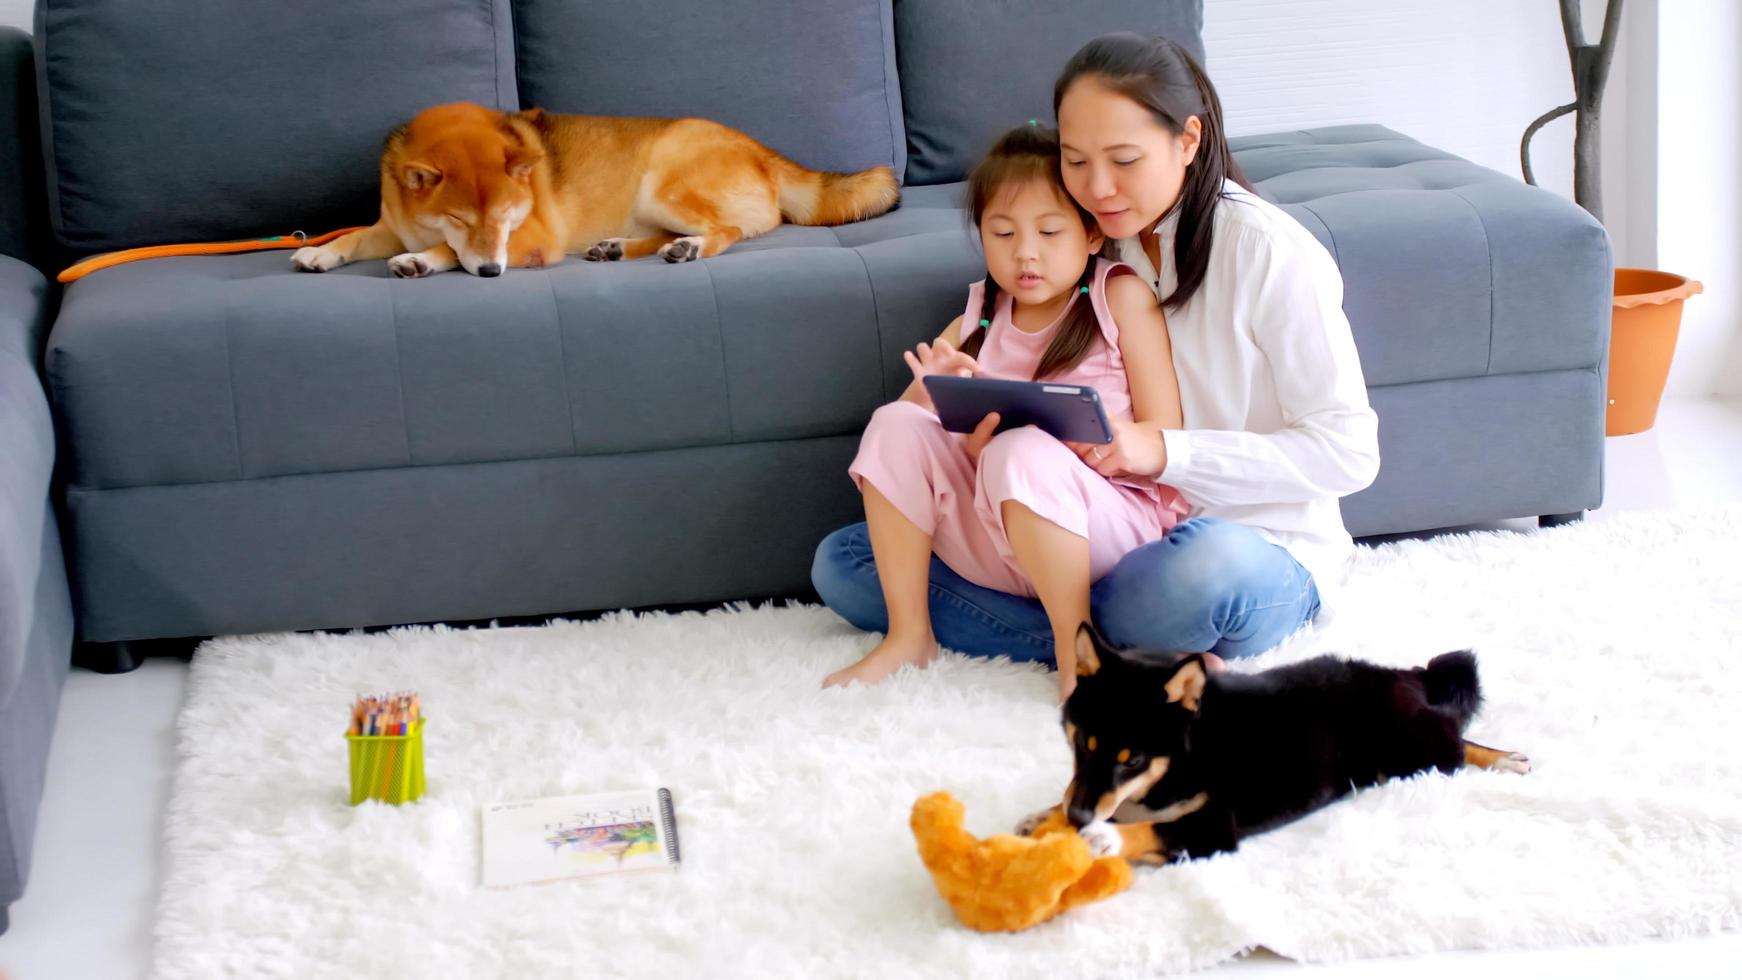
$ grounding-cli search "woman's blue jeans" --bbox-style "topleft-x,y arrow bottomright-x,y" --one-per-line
810,517 -> 1320,665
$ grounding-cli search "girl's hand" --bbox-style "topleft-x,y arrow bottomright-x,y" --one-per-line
962,413 -> 1001,464
904,339 -> 980,386
1065,417 -> 1168,480
903,339 -> 980,414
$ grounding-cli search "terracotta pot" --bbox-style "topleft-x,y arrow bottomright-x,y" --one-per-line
1605,269 -> 1702,436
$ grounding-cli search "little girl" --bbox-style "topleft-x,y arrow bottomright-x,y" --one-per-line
822,125 -> 1188,700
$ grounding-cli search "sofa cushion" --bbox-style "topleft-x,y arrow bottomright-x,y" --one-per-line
34,0 -> 518,256
895,0 -> 1205,185
513,0 -> 905,181
46,216 -> 979,492
1232,125 -> 1611,388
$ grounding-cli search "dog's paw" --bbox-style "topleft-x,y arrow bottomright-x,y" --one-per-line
290,245 -> 342,273
584,238 -> 625,262
1014,808 -> 1055,837
388,252 -> 435,279
1080,821 -> 1121,858
658,236 -> 702,263
1494,751 -> 1532,775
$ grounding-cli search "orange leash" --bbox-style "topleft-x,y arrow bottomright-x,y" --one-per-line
57,226 -> 368,284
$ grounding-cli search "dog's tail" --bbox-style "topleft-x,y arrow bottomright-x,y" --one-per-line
773,158 -> 900,226
1422,650 -> 1482,727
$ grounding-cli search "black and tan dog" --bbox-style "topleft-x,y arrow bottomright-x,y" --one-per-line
1020,625 -> 1530,863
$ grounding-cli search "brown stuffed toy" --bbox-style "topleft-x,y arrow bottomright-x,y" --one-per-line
910,791 -> 1133,932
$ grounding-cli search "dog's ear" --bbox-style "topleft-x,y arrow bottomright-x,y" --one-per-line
1164,655 -> 1207,712
506,144 -> 543,180
1073,622 -> 1127,677
400,162 -> 442,191
1072,622 -> 1101,677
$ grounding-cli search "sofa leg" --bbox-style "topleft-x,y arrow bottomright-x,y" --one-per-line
73,636 -> 204,673
73,639 -> 149,674
1538,511 -> 1585,528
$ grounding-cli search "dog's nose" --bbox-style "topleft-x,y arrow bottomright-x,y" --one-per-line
477,262 -> 503,277
1066,804 -> 1097,829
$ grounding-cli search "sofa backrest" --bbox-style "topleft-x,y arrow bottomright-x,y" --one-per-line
512,0 -> 905,181
34,0 -> 518,256
2,27 -> 50,271
894,0 -> 1205,186
30,0 -> 1206,254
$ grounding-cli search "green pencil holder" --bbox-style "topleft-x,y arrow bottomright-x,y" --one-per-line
346,718 -> 426,806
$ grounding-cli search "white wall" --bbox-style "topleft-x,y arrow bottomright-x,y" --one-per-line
0,1 -> 27,33
1205,1 -> 1600,240
1654,0 -> 1742,397
1207,0 -> 1737,397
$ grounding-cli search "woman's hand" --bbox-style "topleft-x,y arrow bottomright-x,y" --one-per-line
904,339 -> 980,412
1065,417 -> 1168,480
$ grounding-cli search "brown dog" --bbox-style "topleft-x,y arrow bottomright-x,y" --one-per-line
291,101 -> 900,277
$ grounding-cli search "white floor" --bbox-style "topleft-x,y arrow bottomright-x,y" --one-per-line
3,398 -> 1741,980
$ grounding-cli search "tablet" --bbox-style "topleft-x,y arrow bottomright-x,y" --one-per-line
922,375 -> 1114,445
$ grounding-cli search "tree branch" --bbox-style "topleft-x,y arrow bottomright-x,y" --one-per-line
1591,0 -> 1625,97
1525,1 -> 1626,220
1521,102 -> 1577,186
1559,0 -> 1586,59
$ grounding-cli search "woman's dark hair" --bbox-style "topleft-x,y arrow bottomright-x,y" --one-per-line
960,124 -> 1102,382
1054,32 -> 1253,311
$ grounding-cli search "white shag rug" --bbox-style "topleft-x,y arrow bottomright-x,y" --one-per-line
153,505 -> 1742,978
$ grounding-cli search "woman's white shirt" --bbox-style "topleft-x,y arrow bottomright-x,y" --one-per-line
1113,180 -> 1380,609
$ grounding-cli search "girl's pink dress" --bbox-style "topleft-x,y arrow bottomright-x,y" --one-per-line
848,258 -> 1189,598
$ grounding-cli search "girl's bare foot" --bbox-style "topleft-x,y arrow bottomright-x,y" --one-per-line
823,632 -> 939,689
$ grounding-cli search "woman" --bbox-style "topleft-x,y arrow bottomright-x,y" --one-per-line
813,32 -> 1379,675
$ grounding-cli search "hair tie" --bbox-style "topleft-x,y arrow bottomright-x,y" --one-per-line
1027,119 -> 1038,127
1080,286 -> 1090,293
979,319 -> 990,327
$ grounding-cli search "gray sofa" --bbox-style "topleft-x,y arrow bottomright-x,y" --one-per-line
2,22 -> 70,936
0,0 -> 1608,931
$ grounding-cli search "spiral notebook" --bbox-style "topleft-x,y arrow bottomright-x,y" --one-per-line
482,788 -> 681,887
